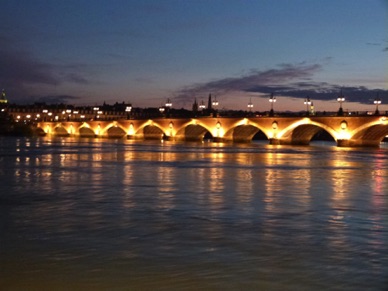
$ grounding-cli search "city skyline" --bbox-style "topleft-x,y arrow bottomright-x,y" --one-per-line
1,0 -> 387,112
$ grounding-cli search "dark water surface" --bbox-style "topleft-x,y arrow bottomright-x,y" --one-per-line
1,136 -> 387,290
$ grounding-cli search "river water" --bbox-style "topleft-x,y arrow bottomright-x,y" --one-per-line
0,136 -> 387,290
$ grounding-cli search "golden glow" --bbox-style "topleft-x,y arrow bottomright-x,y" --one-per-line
213,121 -> 224,138
96,124 -> 101,136
128,123 -> 134,135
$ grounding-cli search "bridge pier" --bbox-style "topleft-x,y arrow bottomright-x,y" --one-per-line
269,138 -> 281,145
337,139 -> 350,147
163,135 -> 174,141
337,139 -> 380,147
213,137 -> 225,143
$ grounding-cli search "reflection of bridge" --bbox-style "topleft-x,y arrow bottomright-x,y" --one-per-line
37,115 -> 388,147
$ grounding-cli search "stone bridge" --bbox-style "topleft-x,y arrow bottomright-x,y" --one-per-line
37,115 -> 388,147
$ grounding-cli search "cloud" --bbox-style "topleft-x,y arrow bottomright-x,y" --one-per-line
35,94 -> 81,104
175,63 -> 322,100
174,62 -> 388,105
0,41 -> 90,102
0,47 -> 59,87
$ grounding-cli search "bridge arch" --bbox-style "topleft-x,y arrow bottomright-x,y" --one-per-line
348,119 -> 388,147
222,119 -> 269,142
103,122 -> 127,138
78,123 -> 96,137
278,119 -> 338,145
137,121 -> 166,140
53,124 -> 70,136
175,120 -> 214,141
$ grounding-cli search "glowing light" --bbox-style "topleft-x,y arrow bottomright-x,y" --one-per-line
96,124 -> 101,135
128,123 -> 134,135
165,98 -> 172,107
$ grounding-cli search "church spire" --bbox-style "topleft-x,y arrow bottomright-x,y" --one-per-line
0,89 -> 8,104
207,93 -> 212,111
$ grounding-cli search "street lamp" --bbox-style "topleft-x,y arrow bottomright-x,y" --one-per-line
199,100 -> 206,110
269,93 -> 276,116
337,91 -> 345,116
304,96 -> 311,116
374,96 -> 381,115
247,98 -> 253,111
125,105 -> 132,119
212,96 -> 219,107
165,98 -> 172,108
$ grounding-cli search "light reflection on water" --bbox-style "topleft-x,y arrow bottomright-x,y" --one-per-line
0,136 -> 387,290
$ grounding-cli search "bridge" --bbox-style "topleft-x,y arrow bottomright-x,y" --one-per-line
37,115 -> 388,147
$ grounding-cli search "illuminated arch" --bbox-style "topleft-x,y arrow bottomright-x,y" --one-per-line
53,123 -> 69,136
278,119 -> 338,145
103,122 -> 127,138
173,119 -> 214,141
223,118 -> 269,142
137,120 -> 166,140
349,118 -> 388,146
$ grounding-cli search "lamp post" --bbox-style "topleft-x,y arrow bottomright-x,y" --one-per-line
247,98 -> 253,112
165,98 -> 172,108
304,96 -> 311,116
125,105 -> 132,119
212,96 -> 219,108
337,91 -> 345,116
199,100 -> 206,110
93,107 -> 99,120
159,106 -> 165,115
269,93 -> 276,116
374,96 -> 381,115
165,98 -> 172,117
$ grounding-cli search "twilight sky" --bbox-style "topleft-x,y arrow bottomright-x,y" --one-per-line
1,0 -> 387,112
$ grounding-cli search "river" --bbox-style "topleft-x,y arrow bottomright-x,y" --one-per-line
0,136 -> 387,290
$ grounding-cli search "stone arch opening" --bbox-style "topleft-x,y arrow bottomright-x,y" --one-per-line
311,129 -> 336,142
282,124 -> 335,145
351,124 -> 388,146
54,126 -> 69,136
107,126 -> 126,138
230,124 -> 264,143
180,124 -> 212,141
143,125 -> 164,140
79,127 -> 96,138
252,130 -> 268,141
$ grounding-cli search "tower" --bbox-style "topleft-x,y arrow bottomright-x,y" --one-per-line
207,94 -> 212,111
0,89 -> 8,104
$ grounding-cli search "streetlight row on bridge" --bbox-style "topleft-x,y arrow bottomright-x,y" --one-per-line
157,91 -> 383,116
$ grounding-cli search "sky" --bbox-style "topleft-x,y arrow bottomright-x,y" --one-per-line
1,0 -> 387,112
